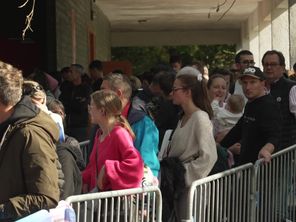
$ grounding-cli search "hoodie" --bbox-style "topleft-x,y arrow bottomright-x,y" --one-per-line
0,96 -> 60,221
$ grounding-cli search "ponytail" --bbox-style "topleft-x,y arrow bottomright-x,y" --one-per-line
91,90 -> 136,139
117,115 -> 135,140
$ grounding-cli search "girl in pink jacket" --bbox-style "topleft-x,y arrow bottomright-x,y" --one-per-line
82,90 -> 144,192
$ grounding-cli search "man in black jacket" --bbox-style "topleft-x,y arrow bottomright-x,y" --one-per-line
221,67 -> 281,165
262,50 -> 296,150
59,64 -> 92,142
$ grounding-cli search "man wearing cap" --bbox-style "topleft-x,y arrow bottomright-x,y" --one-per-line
233,50 -> 255,103
220,66 -> 281,165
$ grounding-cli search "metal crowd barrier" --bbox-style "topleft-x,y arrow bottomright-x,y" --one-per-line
183,163 -> 255,222
255,145 -> 296,222
79,140 -> 90,165
65,186 -> 162,222
182,144 -> 296,222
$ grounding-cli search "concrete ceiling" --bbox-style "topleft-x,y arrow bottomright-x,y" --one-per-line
96,0 -> 262,32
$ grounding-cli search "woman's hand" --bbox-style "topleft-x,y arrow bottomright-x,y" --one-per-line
97,165 -> 105,190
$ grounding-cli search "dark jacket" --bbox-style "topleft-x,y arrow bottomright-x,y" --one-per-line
270,77 -> 296,150
160,157 -> 186,222
221,94 -> 281,165
60,82 -> 92,128
64,135 -> 86,170
153,98 -> 180,147
0,96 -> 60,221
57,143 -> 83,200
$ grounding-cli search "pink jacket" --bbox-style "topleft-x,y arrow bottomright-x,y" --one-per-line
82,126 -> 144,191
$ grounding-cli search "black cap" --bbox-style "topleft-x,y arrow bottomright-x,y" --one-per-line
240,66 -> 265,80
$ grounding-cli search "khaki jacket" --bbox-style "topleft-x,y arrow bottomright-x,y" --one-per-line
0,98 -> 60,221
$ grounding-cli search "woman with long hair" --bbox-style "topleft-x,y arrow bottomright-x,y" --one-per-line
163,66 -> 217,221
82,90 -> 144,192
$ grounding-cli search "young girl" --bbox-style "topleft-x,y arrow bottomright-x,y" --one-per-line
163,66 -> 217,221
82,90 -> 144,192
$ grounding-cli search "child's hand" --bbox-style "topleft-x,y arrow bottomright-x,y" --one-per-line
228,143 -> 241,155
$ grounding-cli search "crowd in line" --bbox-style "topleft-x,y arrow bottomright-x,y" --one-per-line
0,49 -> 296,221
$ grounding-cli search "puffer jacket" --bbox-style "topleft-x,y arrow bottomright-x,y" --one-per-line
57,142 -> 82,199
0,96 -> 60,221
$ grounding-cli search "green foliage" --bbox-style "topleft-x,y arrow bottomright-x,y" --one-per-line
111,45 -> 236,75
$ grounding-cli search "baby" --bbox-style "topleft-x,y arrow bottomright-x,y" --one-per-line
213,94 -> 245,138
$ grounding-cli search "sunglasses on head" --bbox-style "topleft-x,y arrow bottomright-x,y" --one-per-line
22,85 -> 44,96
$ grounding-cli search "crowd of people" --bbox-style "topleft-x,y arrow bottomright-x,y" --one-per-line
1,49 -> 296,221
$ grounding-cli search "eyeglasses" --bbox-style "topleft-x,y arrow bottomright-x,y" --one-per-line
172,87 -> 185,93
263,63 -> 280,68
241,60 -> 255,65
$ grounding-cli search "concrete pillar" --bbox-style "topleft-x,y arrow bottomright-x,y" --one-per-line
258,0 -> 272,66
248,8 -> 260,66
271,0 -> 290,68
258,22 -> 272,67
289,0 -> 296,67
240,20 -> 250,50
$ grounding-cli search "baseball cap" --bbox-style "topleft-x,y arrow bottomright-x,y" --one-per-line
240,66 -> 265,80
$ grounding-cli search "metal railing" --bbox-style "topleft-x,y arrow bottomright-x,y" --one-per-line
66,186 -> 162,222
79,140 -> 90,165
255,145 -> 296,222
183,144 -> 296,222
183,163 -> 255,222
76,142 -> 296,221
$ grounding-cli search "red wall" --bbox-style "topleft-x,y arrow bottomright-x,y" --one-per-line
0,38 -> 41,76
102,61 -> 133,76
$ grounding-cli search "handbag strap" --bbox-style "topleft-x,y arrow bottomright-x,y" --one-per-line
165,127 -> 176,157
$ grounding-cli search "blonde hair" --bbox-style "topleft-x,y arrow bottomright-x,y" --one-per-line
227,94 -> 245,114
91,90 -> 135,139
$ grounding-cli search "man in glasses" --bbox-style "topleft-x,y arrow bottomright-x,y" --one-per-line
236,50 -> 255,69
233,50 -> 255,103
262,50 -> 296,150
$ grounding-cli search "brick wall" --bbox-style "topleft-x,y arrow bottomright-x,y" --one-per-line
56,0 -> 111,71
